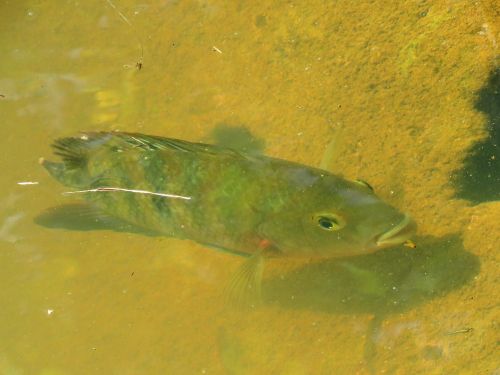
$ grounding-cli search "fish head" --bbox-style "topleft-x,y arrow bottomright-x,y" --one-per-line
259,173 -> 416,258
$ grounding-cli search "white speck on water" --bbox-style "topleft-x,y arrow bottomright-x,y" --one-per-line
17,181 -> 39,186
47,309 -> 54,316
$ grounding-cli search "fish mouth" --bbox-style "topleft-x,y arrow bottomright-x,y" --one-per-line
375,214 -> 416,249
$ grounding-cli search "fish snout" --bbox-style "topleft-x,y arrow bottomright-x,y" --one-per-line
373,213 -> 417,249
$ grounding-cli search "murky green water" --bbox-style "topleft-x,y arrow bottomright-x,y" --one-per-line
1,1 -> 498,374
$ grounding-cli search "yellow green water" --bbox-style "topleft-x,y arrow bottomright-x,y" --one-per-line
0,1 -> 498,374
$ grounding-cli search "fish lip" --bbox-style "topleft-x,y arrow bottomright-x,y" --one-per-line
375,214 -> 416,248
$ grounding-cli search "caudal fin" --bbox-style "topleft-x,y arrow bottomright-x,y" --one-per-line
40,134 -> 107,187
51,136 -> 91,169
39,157 -> 66,183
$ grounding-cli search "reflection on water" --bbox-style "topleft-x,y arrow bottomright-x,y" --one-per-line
1,0 -> 499,374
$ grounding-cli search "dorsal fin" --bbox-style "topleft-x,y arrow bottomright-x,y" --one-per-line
71,132 -> 246,157
116,132 -> 246,157
48,132 -> 253,174
117,133 -> 211,153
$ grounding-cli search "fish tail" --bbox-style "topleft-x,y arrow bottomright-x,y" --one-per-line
41,134 -> 109,187
51,136 -> 91,169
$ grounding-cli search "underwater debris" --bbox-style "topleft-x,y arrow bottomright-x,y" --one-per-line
105,0 -> 144,70
445,327 -> 473,336
404,239 -> 417,249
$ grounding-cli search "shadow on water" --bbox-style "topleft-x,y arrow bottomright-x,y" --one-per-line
453,67 -> 500,203
37,204 -> 479,316
263,234 -> 479,316
220,235 -> 479,374
34,203 -> 160,237
36,204 -> 480,372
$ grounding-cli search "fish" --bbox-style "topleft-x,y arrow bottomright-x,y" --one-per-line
40,132 -> 416,304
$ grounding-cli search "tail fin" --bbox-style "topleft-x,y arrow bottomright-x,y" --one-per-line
40,134 -> 106,187
39,157 -> 66,182
52,136 -> 90,169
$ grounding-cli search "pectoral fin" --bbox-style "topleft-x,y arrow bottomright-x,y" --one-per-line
320,137 -> 337,170
320,126 -> 347,171
225,252 -> 264,308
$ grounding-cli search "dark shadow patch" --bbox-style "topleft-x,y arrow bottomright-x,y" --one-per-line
210,124 -> 265,154
263,234 -> 479,316
453,67 -> 500,203
35,203 -> 159,237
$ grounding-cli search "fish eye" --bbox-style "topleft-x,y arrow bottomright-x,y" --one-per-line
313,214 -> 345,231
354,179 -> 374,192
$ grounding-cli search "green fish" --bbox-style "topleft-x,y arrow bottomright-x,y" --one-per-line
40,132 -> 416,304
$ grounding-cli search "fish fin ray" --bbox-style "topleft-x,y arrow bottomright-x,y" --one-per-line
224,253 -> 264,308
50,132 -> 256,166
78,132 -> 246,157
116,132 -> 242,156
51,136 -> 95,169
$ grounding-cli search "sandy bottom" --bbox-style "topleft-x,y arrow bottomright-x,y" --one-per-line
0,0 -> 498,374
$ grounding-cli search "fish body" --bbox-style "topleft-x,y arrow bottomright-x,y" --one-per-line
41,132 -> 416,303
42,132 -> 415,258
